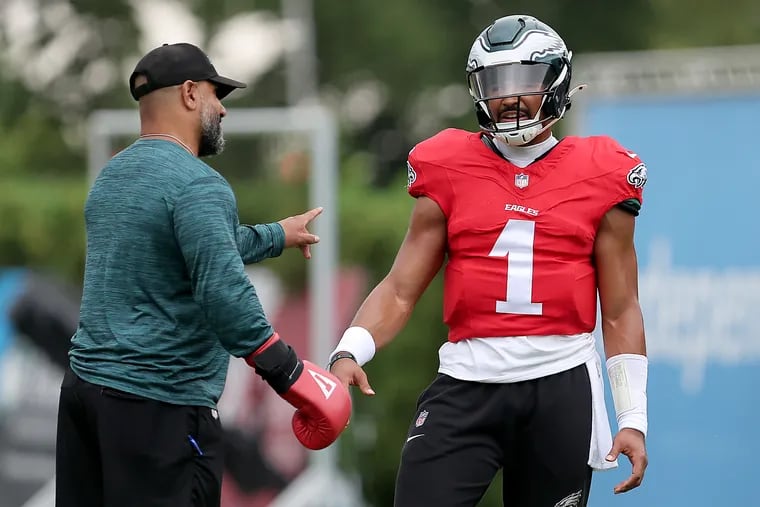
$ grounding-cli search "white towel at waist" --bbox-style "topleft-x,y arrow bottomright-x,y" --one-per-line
586,350 -> 618,471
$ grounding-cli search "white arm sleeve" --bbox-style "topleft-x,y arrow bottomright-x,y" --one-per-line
606,353 -> 648,436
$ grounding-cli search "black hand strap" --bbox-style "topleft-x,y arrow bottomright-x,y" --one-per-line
251,338 -> 303,394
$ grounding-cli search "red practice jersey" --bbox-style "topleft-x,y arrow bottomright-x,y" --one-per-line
407,129 -> 646,342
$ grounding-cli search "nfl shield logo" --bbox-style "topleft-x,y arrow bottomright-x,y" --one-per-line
515,173 -> 529,189
415,410 -> 429,428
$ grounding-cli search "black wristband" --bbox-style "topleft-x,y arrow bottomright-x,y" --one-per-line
328,351 -> 357,370
251,339 -> 303,394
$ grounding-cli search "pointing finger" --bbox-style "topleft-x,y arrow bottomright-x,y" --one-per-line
302,207 -> 324,223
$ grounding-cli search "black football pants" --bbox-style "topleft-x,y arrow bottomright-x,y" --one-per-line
394,364 -> 593,507
55,367 -> 224,507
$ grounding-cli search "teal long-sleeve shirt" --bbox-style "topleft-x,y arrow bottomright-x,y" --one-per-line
69,139 -> 285,407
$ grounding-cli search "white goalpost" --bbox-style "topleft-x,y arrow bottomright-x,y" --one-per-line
21,106 -> 365,507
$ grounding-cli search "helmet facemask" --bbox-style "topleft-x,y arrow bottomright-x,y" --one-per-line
469,60 -> 571,146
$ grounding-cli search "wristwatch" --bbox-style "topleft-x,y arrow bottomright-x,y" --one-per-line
327,351 -> 357,370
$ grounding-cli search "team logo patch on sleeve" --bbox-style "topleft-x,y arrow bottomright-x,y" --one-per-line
626,163 -> 647,188
407,161 -> 417,188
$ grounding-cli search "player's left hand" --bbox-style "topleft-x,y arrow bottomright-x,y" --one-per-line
606,428 -> 648,494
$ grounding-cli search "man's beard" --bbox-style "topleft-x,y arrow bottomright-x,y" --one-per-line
198,106 -> 225,158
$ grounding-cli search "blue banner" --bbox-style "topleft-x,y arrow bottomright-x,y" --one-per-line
580,94 -> 760,506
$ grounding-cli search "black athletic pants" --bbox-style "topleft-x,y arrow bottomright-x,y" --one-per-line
56,367 -> 224,507
394,364 -> 593,507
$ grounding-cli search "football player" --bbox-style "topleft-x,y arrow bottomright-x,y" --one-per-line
329,14 -> 649,507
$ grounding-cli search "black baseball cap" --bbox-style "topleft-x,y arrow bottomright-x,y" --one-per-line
129,43 -> 246,101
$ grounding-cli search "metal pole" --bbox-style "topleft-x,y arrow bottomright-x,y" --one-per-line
307,107 -> 339,471
282,0 -> 319,104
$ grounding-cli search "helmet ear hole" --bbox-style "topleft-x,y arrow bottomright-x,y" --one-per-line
542,59 -> 572,120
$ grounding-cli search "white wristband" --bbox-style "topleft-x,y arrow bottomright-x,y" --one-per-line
330,326 -> 376,367
606,354 -> 648,437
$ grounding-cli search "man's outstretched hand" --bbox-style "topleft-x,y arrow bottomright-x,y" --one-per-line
278,207 -> 323,259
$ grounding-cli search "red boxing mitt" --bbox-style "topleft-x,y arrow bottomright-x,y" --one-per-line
281,360 -> 351,450
246,334 -> 351,450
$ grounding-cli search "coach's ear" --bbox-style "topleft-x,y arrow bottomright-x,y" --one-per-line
179,80 -> 202,111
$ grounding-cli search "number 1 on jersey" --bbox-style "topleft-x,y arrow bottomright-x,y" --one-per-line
488,219 -> 543,315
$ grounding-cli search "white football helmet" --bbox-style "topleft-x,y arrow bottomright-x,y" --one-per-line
466,15 -> 584,146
